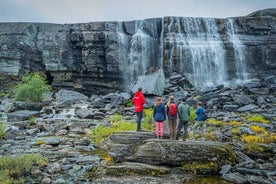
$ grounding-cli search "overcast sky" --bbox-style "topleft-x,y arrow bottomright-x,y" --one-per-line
0,0 -> 275,24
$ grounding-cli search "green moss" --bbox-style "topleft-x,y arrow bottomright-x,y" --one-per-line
34,139 -> 46,145
181,162 -> 219,175
86,166 -> 99,179
144,167 -> 168,176
106,166 -> 168,176
91,149 -> 109,159
185,176 -> 233,184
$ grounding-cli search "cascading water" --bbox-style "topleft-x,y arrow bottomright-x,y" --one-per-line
165,17 -> 227,88
226,19 -> 249,85
128,20 -> 156,81
116,22 -> 130,84
122,17 -> 250,90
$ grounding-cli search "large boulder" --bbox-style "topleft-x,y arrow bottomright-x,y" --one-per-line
107,131 -> 236,175
131,69 -> 165,96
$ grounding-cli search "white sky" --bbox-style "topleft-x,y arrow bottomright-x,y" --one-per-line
0,0 -> 275,24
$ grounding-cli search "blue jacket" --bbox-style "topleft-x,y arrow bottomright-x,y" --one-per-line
153,103 -> 166,122
195,106 -> 204,121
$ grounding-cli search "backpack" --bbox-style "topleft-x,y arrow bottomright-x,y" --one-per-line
169,103 -> 177,116
202,111 -> 209,121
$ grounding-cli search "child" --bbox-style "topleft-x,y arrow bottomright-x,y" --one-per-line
192,101 -> 205,140
153,97 -> 166,139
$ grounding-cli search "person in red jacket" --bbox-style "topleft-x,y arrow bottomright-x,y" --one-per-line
132,87 -> 145,131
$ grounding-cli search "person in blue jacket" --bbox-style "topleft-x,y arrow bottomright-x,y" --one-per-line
153,97 -> 166,139
192,101 -> 205,140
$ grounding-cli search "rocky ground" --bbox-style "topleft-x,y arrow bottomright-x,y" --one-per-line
0,77 -> 276,183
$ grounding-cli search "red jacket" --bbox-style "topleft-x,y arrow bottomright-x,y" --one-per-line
132,91 -> 145,112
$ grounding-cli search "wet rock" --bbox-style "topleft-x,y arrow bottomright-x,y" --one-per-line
222,172 -> 248,184
76,108 -> 93,119
219,164 -> 232,175
237,104 -> 258,112
55,89 -> 88,102
7,110 -> 40,121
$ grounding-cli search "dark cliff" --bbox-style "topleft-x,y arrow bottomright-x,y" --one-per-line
0,9 -> 275,95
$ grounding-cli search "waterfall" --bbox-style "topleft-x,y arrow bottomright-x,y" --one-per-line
128,20 -> 155,81
165,17 -> 227,88
116,22 -> 130,84
226,19 -> 249,85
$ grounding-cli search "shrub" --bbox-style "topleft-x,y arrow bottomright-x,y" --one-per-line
13,72 -> 51,102
0,154 -> 48,184
204,132 -> 218,141
246,114 -> 270,124
29,116 -> 37,125
230,127 -> 241,138
189,107 -> 196,122
124,99 -> 133,107
241,132 -> 276,151
207,118 -> 226,127
109,113 -> 123,127
0,121 -> 5,139
250,125 -> 266,134
142,108 -> 154,130
229,121 -> 242,126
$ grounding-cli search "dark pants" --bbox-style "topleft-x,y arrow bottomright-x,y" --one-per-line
136,111 -> 143,131
176,120 -> 189,141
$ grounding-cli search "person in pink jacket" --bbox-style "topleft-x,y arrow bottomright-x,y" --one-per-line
132,87 -> 145,131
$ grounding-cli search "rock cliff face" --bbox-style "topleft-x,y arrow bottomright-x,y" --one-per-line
0,9 -> 275,95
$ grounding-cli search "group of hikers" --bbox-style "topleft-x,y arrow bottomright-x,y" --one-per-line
132,87 -> 206,141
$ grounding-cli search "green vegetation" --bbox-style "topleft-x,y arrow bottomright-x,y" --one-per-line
90,122 -> 135,146
29,116 -> 37,125
0,154 -> 48,184
204,132 -> 218,141
90,114 -> 136,146
13,72 -> 51,102
245,114 -> 270,124
0,121 -> 5,139
240,125 -> 276,151
34,139 -> 46,145
207,118 -> 226,127
229,121 -> 242,126
124,99 -> 133,107
109,113 -> 123,127
142,108 -> 154,130
182,162 -> 218,175
230,127 -> 241,138
189,106 -> 196,121
90,109 -> 154,146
